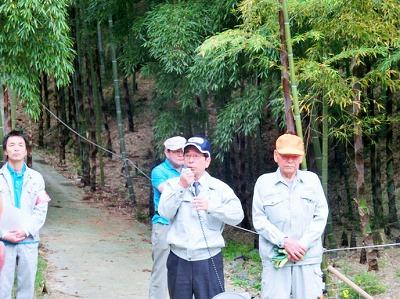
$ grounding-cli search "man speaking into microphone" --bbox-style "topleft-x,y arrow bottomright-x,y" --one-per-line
158,136 -> 244,299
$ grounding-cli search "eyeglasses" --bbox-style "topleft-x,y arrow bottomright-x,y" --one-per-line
168,149 -> 183,154
184,154 -> 206,160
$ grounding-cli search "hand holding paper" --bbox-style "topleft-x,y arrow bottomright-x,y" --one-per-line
0,204 -> 29,233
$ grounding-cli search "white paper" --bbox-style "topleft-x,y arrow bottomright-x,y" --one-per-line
0,204 -> 29,232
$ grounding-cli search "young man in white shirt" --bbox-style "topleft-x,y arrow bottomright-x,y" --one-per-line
0,130 -> 50,299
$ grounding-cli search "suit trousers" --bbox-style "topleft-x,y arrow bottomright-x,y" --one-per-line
167,251 -> 224,299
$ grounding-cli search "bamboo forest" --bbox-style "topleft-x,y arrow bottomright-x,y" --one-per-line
1,0 -> 400,298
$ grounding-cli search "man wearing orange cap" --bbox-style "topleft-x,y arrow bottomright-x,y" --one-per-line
252,133 -> 328,299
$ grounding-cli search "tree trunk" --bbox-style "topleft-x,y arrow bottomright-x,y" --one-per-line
96,21 -> 113,158
42,73 -> 50,131
58,87 -> 67,165
73,4 -> 90,186
90,33 -> 105,186
26,127 -> 33,168
87,51 -> 98,191
71,6 -> 82,167
10,89 -> 16,130
123,77 -> 134,132
368,88 -> 384,229
3,86 -> 12,135
38,78 -> 45,147
336,143 -> 354,221
78,50 -> 90,187
310,105 -> 322,173
231,134 -> 249,228
385,89 -> 398,226
352,66 -> 377,271
370,135 -> 384,229
281,0 -> 306,169
278,9 -> 295,134
109,15 -> 136,205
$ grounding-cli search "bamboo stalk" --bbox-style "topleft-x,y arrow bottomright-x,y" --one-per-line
281,0 -> 307,169
108,15 -> 136,205
327,265 -> 373,299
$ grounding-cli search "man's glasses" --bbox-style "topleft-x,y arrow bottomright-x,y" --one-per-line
184,154 -> 206,160
168,149 -> 184,154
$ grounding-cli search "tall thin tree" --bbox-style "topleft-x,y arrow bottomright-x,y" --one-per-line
108,15 -> 135,205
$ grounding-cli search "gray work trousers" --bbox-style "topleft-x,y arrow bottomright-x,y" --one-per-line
0,242 -> 39,299
149,223 -> 170,299
261,263 -> 324,299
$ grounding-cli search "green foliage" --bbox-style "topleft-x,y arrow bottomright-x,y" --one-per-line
143,1 -> 214,75
238,0 -> 280,32
0,0 -> 74,118
35,255 -> 47,297
222,240 -> 262,292
395,268 -> 400,279
223,239 -> 260,262
339,272 -> 386,298
213,85 -> 268,158
190,29 -> 278,92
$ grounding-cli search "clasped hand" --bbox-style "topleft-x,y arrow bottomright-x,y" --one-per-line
3,230 -> 27,243
284,238 -> 307,262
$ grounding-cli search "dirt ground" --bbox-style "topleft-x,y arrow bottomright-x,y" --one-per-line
35,156 -> 153,298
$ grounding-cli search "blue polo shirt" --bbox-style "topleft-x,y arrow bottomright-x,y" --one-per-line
151,159 -> 181,225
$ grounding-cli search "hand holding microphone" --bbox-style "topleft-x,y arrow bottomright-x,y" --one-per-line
179,167 -> 195,188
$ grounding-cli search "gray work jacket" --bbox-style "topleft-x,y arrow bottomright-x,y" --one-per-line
159,171 -> 244,261
0,164 -> 49,242
252,169 -> 328,266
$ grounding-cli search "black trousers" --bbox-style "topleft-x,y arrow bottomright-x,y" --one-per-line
167,251 -> 225,299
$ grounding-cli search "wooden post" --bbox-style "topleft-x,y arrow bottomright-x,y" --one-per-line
327,265 -> 374,299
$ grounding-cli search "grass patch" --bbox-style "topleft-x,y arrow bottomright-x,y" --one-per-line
35,255 -> 47,298
338,272 -> 386,299
395,268 -> 400,279
11,255 -> 47,298
222,240 -> 262,293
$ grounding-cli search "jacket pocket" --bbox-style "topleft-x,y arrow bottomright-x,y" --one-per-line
206,214 -> 223,231
300,192 -> 316,219
261,194 -> 288,223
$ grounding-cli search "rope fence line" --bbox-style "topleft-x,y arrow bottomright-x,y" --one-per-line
41,104 -> 400,255
41,104 -> 151,180
324,242 -> 400,253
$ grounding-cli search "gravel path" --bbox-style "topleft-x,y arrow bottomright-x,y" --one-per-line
35,157 -> 152,299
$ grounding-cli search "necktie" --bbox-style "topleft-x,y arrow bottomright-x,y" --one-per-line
193,181 -> 200,196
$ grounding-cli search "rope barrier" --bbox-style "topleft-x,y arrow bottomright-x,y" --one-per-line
324,242 -> 400,253
42,104 -> 400,254
41,104 -> 151,180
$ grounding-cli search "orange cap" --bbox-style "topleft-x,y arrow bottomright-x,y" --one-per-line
275,134 -> 304,156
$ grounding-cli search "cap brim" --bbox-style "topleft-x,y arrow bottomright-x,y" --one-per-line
166,145 -> 184,150
184,142 -> 211,157
276,148 -> 304,156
